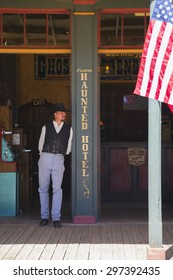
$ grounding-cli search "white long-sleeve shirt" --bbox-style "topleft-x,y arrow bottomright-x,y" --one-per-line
38,121 -> 73,155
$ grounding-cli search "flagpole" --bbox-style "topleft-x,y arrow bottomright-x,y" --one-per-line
148,0 -> 165,260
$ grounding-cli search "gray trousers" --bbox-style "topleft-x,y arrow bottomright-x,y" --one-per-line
38,152 -> 65,221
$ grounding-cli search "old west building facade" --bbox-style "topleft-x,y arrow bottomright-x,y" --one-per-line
0,0 -> 171,258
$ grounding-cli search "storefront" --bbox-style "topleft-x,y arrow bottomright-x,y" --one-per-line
0,0 -> 170,259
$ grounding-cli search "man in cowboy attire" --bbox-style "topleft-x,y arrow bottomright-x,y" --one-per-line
38,103 -> 73,228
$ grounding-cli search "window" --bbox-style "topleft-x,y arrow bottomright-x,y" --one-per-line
99,12 -> 149,48
26,14 -> 47,46
0,12 -> 70,48
48,14 -> 70,47
3,14 -> 24,46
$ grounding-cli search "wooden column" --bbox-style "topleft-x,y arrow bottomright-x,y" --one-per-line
71,7 -> 99,224
147,0 -> 165,260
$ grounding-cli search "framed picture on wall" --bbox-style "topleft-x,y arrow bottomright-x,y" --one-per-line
34,54 -> 70,80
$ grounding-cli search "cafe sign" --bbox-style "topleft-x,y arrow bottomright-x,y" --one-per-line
128,147 -> 146,166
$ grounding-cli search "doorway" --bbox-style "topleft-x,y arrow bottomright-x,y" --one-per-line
100,81 -> 173,221
18,99 -> 72,220
0,53 -> 72,221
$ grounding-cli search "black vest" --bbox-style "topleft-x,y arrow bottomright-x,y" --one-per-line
42,121 -> 71,155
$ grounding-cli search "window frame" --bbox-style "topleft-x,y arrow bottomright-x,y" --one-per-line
0,9 -> 71,49
98,8 -> 150,49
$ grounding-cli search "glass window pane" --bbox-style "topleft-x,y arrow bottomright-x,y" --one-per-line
48,14 -> 70,47
100,12 -> 149,47
2,14 -> 24,46
100,14 -> 122,46
26,14 -> 46,46
123,13 -> 145,46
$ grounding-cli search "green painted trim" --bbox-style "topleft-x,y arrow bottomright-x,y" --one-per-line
71,12 -> 99,222
0,0 -> 72,9
0,0 -> 149,9
96,0 -> 149,9
148,100 -> 162,247
148,0 -> 162,248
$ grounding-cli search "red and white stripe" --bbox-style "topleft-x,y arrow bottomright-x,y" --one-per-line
134,19 -> 173,105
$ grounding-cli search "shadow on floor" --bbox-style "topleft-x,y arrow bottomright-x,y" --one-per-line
0,199 -> 173,224
100,202 -> 173,222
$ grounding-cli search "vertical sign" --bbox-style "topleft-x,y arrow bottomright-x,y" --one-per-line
77,68 -> 92,199
72,12 -> 98,224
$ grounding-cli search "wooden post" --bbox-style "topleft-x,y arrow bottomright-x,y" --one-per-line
147,0 -> 165,260
71,7 -> 99,224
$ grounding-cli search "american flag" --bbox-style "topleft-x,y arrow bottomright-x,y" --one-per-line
134,0 -> 173,109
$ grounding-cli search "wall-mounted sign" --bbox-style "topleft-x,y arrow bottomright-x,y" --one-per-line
32,98 -> 47,106
100,53 -> 141,81
128,147 -> 146,166
34,55 -> 70,80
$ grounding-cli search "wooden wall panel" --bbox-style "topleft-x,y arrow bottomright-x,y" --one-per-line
101,143 -> 173,202
138,150 -> 148,192
164,148 -> 173,193
109,148 -> 132,192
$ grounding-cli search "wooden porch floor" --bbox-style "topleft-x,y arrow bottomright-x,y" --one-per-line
0,202 -> 173,260
0,222 -> 173,260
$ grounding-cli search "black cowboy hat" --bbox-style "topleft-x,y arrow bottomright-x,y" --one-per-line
52,103 -> 70,113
